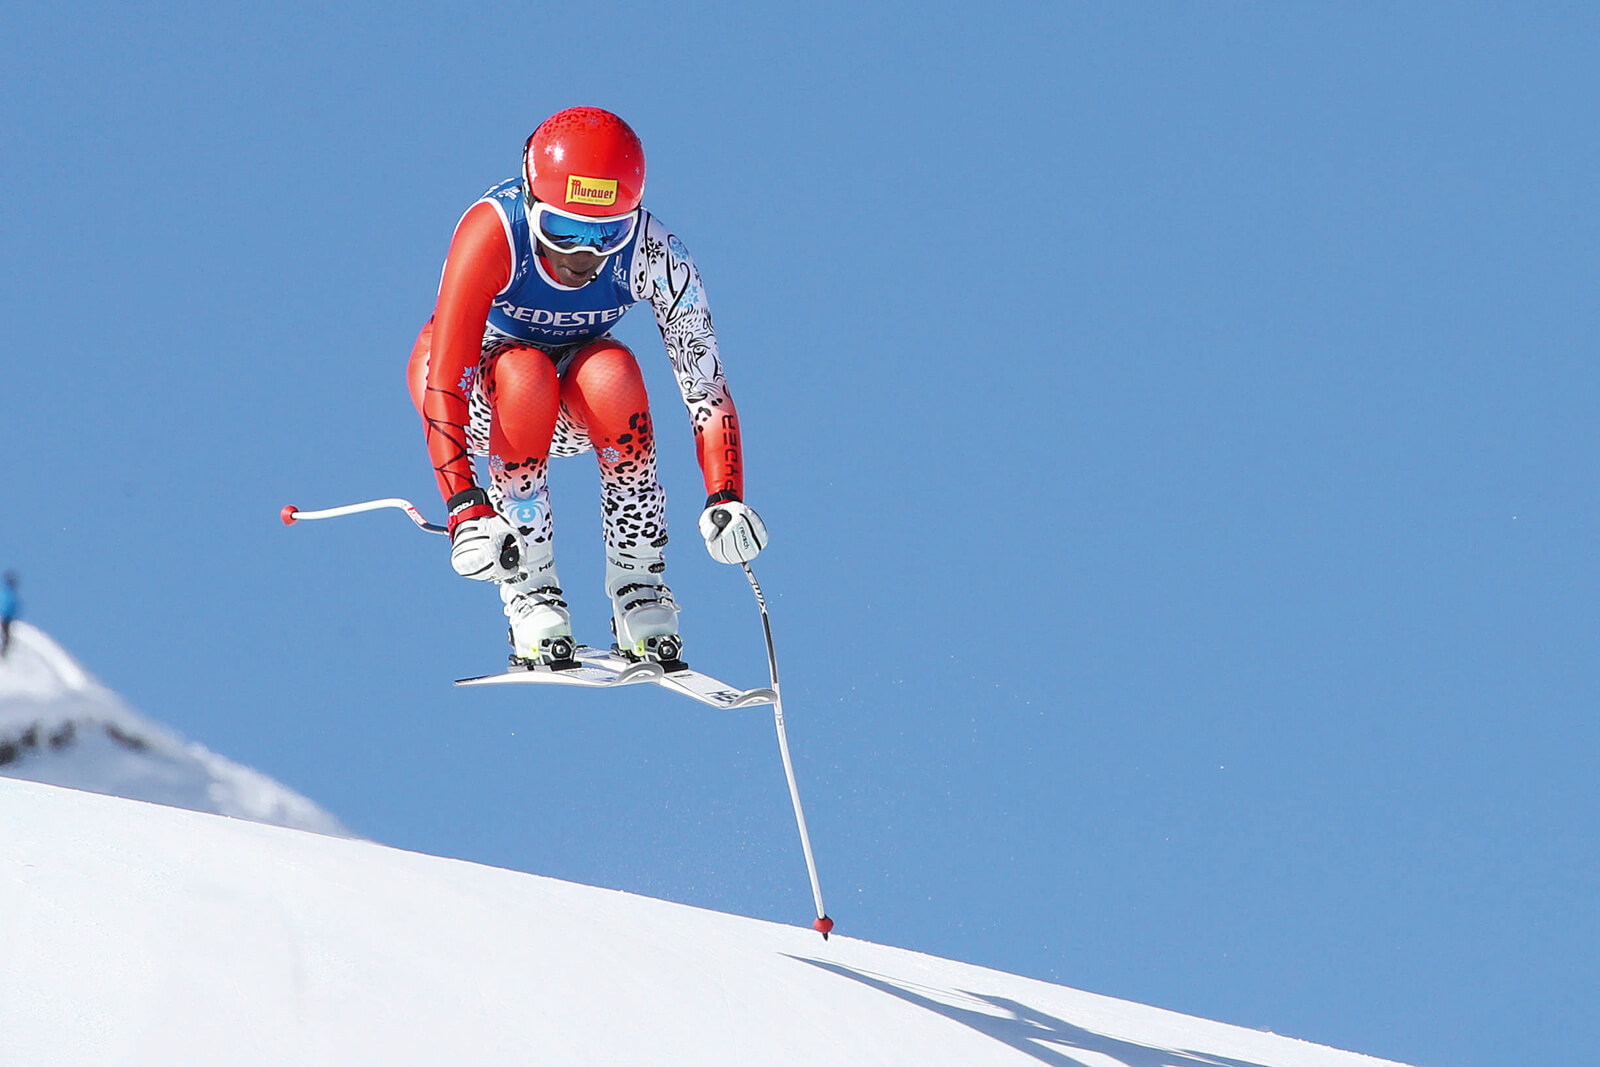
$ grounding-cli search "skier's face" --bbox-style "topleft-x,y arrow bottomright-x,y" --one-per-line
542,246 -> 605,287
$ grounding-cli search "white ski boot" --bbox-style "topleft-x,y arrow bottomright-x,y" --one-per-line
606,551 -> 682,666
502,549 -> 576,668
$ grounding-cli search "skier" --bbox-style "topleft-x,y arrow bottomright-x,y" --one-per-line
408,107 -> 768,668
1,572 -> 18,659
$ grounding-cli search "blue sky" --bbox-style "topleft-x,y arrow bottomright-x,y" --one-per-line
3,4 -> 1595,1065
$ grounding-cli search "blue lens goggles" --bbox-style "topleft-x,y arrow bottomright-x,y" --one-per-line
531,203 -> 638,256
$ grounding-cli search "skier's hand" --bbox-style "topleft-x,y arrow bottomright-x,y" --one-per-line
699,494 -> 767,565
447,488 -> 525,582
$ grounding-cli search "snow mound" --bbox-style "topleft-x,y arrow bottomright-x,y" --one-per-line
1,777 -> 1414,1066
0,621 -> 348,836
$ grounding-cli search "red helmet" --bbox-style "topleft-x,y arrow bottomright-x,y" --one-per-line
522,107 -> 646,219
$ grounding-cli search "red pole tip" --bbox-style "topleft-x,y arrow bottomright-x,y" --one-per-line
813,916 -> 834,937
280,505 -> 299,526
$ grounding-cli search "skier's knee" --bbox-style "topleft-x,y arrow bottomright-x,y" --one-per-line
489,346 -> 560,403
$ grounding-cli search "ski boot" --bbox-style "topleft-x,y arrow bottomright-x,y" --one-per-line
606,551 -> 684,669
502,553 -> 577,670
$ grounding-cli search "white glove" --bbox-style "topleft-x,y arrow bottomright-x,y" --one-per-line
447,488 -> 525,582
698,496 -> 768,565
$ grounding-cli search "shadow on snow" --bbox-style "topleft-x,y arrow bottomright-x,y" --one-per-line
787,956 -> 1278,1067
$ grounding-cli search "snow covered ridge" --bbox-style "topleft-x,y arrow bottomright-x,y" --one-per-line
1,778 -> 1415,1067
0,621 -> 349,836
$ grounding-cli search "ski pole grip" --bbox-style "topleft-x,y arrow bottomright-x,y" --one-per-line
711,508 -> 732,532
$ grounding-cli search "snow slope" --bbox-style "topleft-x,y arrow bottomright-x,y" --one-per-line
0,777 -> 1413,1067
0,622 -> 347,836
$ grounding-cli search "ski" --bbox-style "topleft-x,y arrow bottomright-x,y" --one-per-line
455,653 -> 662,692
454,645 -> 777,710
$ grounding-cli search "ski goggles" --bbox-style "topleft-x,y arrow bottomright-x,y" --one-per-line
528,198 -> 638,256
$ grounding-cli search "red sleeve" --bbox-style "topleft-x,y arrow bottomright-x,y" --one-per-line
695,395 -> 744,501
422,202 -> 514,503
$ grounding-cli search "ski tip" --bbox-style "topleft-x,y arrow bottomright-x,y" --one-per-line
813,915 -> 834,939
280,504 -> 299,526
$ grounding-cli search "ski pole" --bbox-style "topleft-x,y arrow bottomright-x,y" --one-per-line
280,498 -> 447,534
738,557 -> 833,940
294,498 -> 835,935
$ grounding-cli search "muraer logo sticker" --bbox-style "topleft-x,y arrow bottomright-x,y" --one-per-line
566,175 -> 619,207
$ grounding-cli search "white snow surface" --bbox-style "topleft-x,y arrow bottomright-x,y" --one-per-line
1,777 -> 1414,1066
0,624 -> 1412,1065
0,622 -> 347,836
